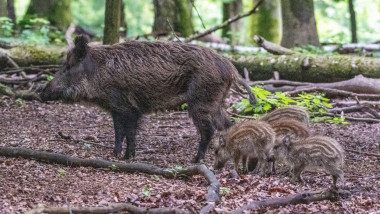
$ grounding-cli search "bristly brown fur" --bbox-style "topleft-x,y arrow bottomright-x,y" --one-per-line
270,119 -> 311,140
271,135 -> 344,188
214,120 -> 275,175
40,36 -> 254,162
259,106 -> 309,125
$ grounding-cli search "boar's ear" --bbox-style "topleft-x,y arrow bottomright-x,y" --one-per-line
73,35 -> 90,61
282,135 -> 291,147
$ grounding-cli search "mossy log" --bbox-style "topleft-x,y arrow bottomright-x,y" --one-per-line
7,45 -> 65,67
230,54 -> 380,82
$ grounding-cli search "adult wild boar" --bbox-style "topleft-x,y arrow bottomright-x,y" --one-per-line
40,35 -> 255,162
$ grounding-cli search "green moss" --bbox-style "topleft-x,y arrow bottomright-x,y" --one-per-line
10,45 -> 64,66
174,0 -> 193,37
250,0 -> 281,44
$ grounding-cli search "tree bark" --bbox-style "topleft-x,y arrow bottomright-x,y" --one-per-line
120,0 -> 127,38
250,0 -> 282,44
0,0 -> 7,17
230,53 -> 380,82
222,0 -> 243,45
281,0 -> 319,48
6,0 -> 16,30
348,0 -> 357,43
103,0 -> 121,45
152,0 -> 193,38
24,0 -> 72,30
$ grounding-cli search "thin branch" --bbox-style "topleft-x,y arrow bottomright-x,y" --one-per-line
190,0 -> 206,29
184,0 -> 265,43
229,188 -> 339,214
227,111 -> 256,120
65,23 -> 76,47
314,112 -> 380,123
287,87 -> 380,99
254,35 -> 294,55
167,18 -> 182,42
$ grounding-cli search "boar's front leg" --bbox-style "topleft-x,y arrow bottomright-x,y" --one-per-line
112,111 -> 141,159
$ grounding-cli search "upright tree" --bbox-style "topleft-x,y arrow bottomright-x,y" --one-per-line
24,0 -> 72,30
7,0 -> 16,30
222,0 -> 243,44
348,0 -> 357,43
103,0 -> 121,44
250,0 -> 282,44
0,0 -> 7,17
120,0 -> 127,38
281,0 -> 320,48
152,0 -> 193,38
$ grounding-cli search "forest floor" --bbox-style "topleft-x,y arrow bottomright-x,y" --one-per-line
0,97 -> 379,213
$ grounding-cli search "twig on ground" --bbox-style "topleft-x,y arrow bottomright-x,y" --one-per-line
0,146 -> 220,214
184,0 -> 265,42
287,87 -> 380,99
229,188 -> 339,214
345,149 -> 380,158
253,35 -> 294,55
313,112 -> 380,123
26,203 -> 189,214
227,111 -> 256,120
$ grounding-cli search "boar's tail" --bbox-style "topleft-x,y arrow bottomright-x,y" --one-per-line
233,78 -> 256,105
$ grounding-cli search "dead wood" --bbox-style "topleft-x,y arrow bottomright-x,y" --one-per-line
0,74 -> 47,85
0,146 -> 220,213
314,112 -> 380,123
287,87 -> 380,99
327,105 -> 364,113
332,101 -> 380,106
184,0 -> 265,43
345,149 -> 380,158
0,83 -> 40,100
65,23 -> 76,47
253,35 -> 294,55
26,203 -> 189,214
229,188 -> 339,214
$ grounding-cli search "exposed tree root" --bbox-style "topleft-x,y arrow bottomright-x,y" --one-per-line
26,203 -> 189,214
0,146 -> 220,214
229,188 -> 340,214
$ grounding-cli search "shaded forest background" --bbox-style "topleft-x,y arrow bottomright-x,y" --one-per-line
1,0 -> 380,46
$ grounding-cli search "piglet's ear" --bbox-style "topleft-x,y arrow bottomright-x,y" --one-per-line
73,35 -> 90,61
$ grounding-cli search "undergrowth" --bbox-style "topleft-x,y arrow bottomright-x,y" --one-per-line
233,86 -> 348,125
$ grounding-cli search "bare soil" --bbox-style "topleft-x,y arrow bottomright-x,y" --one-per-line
0,97 -> 379,213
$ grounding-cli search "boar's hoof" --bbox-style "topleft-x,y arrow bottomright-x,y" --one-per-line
113,146 -> 123,157
123,150 -> 136,160
191,154 -> 204,163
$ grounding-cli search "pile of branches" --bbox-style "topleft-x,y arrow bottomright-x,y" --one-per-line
0,65 -> 60,100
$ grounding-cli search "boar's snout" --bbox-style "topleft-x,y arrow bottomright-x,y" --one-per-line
39,84 -> 62,102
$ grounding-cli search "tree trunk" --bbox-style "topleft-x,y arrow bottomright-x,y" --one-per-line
281,0 -> 319,48
222,0 -> 243,45
152,0 -> 193,38
6,0 -> 16,30
24,0 -> 72,30
230,54 -> 380,82
348,0 -> 357,43
120,0 -> 127,38
250,0 -> 282,44
103,0 -> 121,45
0,0 -> 7,17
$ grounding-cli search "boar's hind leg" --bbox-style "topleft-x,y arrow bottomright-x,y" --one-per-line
111,111 -> 141,159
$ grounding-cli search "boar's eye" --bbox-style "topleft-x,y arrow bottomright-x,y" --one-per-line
274,145 -> 280,150
215,149 -> 219,155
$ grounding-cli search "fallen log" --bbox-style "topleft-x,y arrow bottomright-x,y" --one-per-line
231,54 -> 380,82
0,83 -> 40,100
0,146 -> 220,214
229,188 -> 339,214
27,203 -> 189,214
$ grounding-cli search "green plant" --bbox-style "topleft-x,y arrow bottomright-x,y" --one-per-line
164,165 -> 187,179
47,75 -> 54,82
15,98 -> 24,106
0,17 -> 13,37
58,169 -> 66,177
110,164 -> 118,170
142,184 -> 153,197
233,87 -> 347,125
181,103 -> 188,110
220,187 -> 231,196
